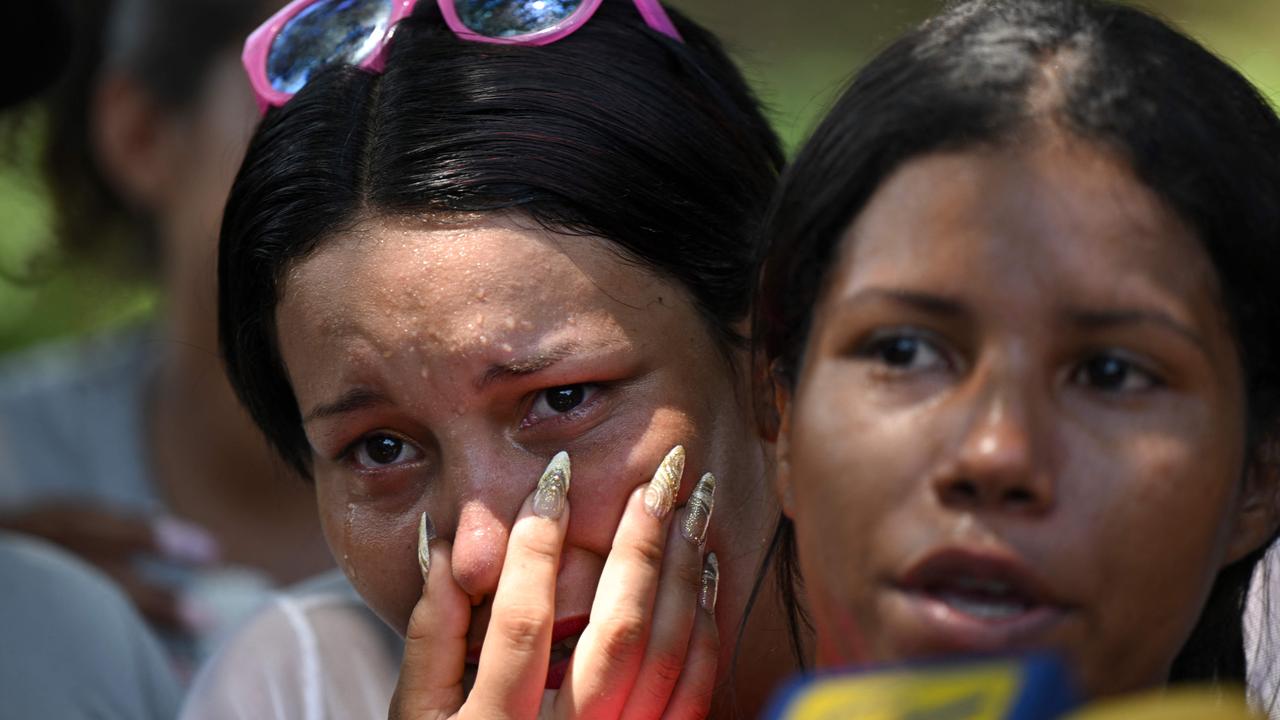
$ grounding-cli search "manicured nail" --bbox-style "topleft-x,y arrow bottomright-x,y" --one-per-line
152,516 -> 221,565
699,552 -> 719,614
418,512 -> 435,583
681,472 -> 716,546
644,445 -> 686,518
533,451 -> 572,520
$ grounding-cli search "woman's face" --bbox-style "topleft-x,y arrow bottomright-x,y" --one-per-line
776,135 -> 1277,697
277,213 -> 774,670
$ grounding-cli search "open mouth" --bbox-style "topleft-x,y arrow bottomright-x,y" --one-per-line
465,617 -> 589,691
925,576 -> 1035,621
893,547 -> 1067,653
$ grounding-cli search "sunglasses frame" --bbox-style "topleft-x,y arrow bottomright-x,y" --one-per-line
244,0 -> 682,112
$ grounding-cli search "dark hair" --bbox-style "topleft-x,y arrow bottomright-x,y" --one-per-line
219,2 -> 784,479
23,0 -> 265,273
755,0 -> 1280,687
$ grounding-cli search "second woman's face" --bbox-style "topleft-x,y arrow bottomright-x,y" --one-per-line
777,136 -> 1273,697
276,213 -> 773,669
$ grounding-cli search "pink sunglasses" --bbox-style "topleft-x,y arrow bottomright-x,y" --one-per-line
244,0 -> 683,112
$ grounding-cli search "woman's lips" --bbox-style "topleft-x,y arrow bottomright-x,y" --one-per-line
889,547 -> 1070,655
465,616 -> 591,690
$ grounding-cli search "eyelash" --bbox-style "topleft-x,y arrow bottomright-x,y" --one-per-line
341,432 -> 425,473
852,330 -> 1164,393
852,329 -> 955,375
519,383 -> 605,430
1069,351 -> 1165,393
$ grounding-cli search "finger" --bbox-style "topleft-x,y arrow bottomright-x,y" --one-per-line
555,445 -> 687,718
661,553 -> 721,720
390,514 -> 472,720
150,516 -> 221,565
466,451 -> 572,720
620,472 -> 716,720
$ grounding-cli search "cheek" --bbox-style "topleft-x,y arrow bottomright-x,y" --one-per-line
562,405 -> 702,555
786,369 -> 938,561
1077,427 -> 1240,600
317,475 -> 422,632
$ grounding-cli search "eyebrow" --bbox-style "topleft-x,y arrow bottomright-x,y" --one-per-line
1064,308 -> 1210,357
836,288 -> 970,318
475,341 -> 588,391
302,387 -> 391,425
301,340 -> 609,425
838,289 -> 1209,356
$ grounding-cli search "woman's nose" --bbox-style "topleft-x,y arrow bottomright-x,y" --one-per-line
931,378 -> 1056,516
449,499 -> 510,601
445,449 -> 542,601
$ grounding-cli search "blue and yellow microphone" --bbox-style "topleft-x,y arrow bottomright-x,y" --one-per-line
764,654 -> 1261,720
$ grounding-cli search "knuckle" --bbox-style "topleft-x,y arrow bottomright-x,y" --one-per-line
594,613 -> 649,666
515,525 -> 562,567
674,552 -> 704,592
645,647 -> 687,688
496,605 -> 552,655
622,533 -> 666,571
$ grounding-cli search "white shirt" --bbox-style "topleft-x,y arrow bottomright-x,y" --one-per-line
180,570 -> 401,720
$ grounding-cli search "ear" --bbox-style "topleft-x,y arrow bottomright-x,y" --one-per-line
91,72 -> 177,213
773,368 -> 797,519
1223,434 -> 1280,565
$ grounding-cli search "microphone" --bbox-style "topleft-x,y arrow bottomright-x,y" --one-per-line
764,654 -> 1263,719
1064,686 -> 1259,719
764,654 -> 1078,720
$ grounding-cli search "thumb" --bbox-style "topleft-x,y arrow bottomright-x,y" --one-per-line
390,513 -> 471,720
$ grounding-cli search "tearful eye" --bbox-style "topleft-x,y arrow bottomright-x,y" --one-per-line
546,386 -> 585,413
1073,354 -> 1160,393
353,434 -> 422,469
523,384 -> 601,428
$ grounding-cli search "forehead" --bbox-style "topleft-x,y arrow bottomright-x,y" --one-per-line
275,213 -> 671,383
834,137 -> 1221,308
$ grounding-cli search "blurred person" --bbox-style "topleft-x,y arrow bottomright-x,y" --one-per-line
185,1 -> 798,717
0,531 -> 181,719
0,0 -> 332,669
756,0 -> 1280,711
0,10 -> 180,718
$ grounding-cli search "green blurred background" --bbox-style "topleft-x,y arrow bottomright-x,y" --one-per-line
0,0 -> 1277,356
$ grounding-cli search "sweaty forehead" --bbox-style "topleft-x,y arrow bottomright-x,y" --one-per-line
276,213 -> 664,362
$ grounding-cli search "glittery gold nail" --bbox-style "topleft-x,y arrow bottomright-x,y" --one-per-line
643,445 -> 686,518
533,451 -> 572,520
417,512 -> 435,583
681,472 -> 716,546
699,552 -> 719,614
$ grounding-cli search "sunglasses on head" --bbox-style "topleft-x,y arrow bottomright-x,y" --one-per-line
244,0 -> 684,112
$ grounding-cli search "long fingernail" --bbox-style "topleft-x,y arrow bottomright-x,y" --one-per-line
418,512 -> 435,583
644,445 -> 686,518
699,552 -> 719,614
681,472 -> 716,546
533,451 -> 572,519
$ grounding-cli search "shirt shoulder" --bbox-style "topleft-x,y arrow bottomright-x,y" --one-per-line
181,570 -> 401,720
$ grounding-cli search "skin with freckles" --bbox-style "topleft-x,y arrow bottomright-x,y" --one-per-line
774,134 -> 1279,698
276,212 -> 785,701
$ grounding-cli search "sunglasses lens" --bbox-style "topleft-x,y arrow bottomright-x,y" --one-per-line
267,0 -> 394,94
455,0 -> 586,39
